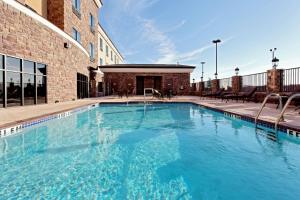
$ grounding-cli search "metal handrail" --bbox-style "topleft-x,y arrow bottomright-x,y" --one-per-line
255,93 -> 282,126
275,93 -> 300,131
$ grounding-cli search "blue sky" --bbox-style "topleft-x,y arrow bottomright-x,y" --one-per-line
100,0 -> 300,81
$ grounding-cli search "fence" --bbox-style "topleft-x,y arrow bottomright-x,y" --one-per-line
204,80 -> 211,91
241,72 -> 267,92
283,67 -> 300,92
219,77 -> 232,91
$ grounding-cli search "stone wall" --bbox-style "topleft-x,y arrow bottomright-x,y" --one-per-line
104,73 -> 191,95
0,1 -> 98,103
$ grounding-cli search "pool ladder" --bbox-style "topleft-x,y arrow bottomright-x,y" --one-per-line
255,93 -> 282,132
255,93 -> 300,132
275,93 -> 300,131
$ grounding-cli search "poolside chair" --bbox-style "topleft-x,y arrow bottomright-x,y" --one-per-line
224,87 -> 257,103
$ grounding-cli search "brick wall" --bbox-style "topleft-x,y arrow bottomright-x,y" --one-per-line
104,73 -> 191,95
0,1 -> 98,102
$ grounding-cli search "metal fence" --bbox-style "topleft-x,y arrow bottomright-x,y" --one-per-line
204,80 -> 211,91
283,67 -> 300,92
219,77 -> 232,91
242,72 -> 267,92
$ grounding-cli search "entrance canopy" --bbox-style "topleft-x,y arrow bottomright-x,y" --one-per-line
99,64 -> 195,73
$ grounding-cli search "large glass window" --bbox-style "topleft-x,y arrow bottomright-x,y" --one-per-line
23,73 -> 35,105
23,60 -> 35,74
7,71 -> 21,107
77,73 -> 88,99
37,63 -> 46,76
106,45 -> 109,57
0,56 -> 3,107
1,55 -> 47,107
6,56 -> 21,71
37,75 -> 46,104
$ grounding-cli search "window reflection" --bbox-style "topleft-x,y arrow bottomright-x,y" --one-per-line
37,75 -> 46,104
0,71 -> 3,107
6,56 -> 21,71
23,60 -> 35,74
36,63 -> 46,75
7,72 -> 21,107
77,73 -> 88,99
24,74 -> 35,105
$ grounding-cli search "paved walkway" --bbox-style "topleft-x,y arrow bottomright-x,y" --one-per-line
0,96 -> 299,131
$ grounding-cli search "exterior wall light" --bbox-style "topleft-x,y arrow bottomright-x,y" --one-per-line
235,67 -> 240,76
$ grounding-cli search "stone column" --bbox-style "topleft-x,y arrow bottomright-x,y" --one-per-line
211,79 -> 219,93
191,83 -> 196,92
232,76 -> 242,94
267,69 -> 283,93
199,82 -> 204,95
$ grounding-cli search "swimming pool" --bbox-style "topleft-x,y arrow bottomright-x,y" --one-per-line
0,103 -> 299,199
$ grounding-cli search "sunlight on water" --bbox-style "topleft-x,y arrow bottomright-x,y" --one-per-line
0,103 -> 299,199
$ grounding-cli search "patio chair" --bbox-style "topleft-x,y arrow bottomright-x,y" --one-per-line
224,87 -> 257,103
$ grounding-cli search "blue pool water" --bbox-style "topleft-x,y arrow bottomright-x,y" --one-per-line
0,103 -> 300,199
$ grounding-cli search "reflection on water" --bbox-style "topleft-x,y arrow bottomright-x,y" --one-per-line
0,103 -> 300,199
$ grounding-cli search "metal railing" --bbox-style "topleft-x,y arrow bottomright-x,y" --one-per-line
283,67 -> 300,92
219,77 -> 232,91
204,80 -> 211,91
242,72 -> 267,92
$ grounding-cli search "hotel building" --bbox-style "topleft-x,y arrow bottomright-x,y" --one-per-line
0,0 -> 123,108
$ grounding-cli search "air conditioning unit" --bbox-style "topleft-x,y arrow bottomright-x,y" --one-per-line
64,42 -> 71,49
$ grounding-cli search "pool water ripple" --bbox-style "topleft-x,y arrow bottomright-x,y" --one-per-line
0,103 -> 300,199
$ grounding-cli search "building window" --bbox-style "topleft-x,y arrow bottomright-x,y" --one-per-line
98,82 -> 103,93
77,73 -> 88,99
36,63 -> 47,104
72,28 -> 81,43
100,38 -> 103,51
114,55 -> 117,64
89,13 -> 95,33
106,45 -> 109,57
111,51 -> 113,61
99,58 -> 103,66
89,43 -> 94,61
23,60 -> 35,105
72,0 -> 80,12
72,0 -> 81,18
0,55 -> 3,107
0,54 -> 47,107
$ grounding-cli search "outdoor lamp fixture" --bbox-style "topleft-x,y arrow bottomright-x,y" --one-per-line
270,48 -> 277,59
193,78 -> 195,83
201,61 -> 205,82
212,39 -> 221,79
272,57 -> 279,69
235,67 -> 240,76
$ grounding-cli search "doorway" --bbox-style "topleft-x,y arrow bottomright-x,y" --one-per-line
136,76 -> 144,95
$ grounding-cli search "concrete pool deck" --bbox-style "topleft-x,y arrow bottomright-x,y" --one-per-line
0,96 -> 299,132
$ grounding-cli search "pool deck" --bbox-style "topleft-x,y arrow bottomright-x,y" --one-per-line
0,96 -> 299,132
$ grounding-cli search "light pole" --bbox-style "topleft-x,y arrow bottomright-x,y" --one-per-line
201,62 -> 205,82
212,39 -> 221,79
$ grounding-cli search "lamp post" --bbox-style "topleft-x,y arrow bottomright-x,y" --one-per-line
235,67 -> 240,76
193,78 -> 195,83
201,61 -> 205,82
212,39 -> 221,79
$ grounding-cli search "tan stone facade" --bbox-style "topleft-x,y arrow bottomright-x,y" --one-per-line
0,0 -> 107,105
104,72 -> 191,95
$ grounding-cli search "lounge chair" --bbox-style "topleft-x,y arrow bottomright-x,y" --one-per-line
224,87 -> 257,103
